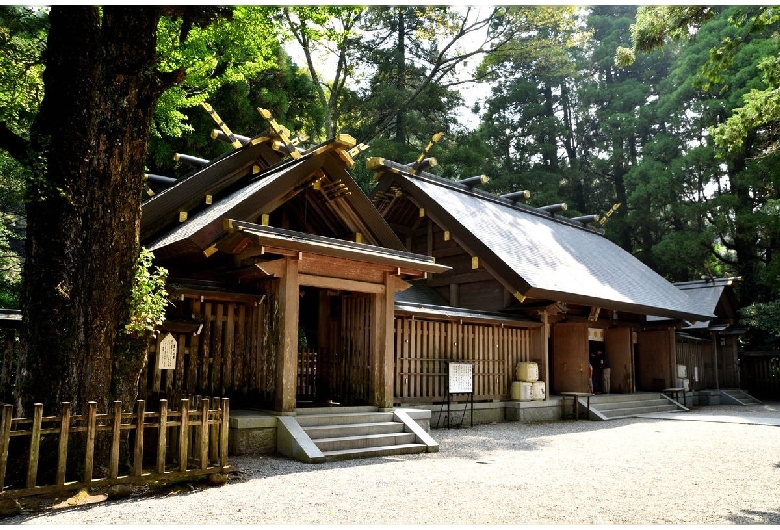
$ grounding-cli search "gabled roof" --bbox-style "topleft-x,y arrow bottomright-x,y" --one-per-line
371,160 -> 712,321
651,277 -> 743,332
144,136 -> 406,262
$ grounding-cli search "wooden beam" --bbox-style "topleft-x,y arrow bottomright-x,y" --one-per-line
299,273 -> 385,294
255,258 -> 286,278
427,269 -> 494,287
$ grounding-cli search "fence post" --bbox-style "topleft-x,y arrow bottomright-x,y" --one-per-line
209,400 -> 219,464
199,399 -> 209,470
56,402 -> 71,485
133,400 -> 145,476
26,403 -> 43,488
179,399 -> 189,472
0,403 -> 13,490
84,401 -> 97,483
156,399 -> 168,474
109,401 -> 122,479
220,398 -> 229,468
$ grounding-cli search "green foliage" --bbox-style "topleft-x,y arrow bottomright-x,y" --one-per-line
125,248 -> 170,336
153,6 -> 285,139
740,300 -> 780,338
0,6 -> 47,134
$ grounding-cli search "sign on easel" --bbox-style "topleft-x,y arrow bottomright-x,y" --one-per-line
439,362 -> 474,429
157,333 -> 178,370
448,362 -> 473,393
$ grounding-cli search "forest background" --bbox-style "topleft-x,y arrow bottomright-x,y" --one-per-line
0,5 -> 779,412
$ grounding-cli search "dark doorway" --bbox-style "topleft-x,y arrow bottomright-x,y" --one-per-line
296,288 -> 373,407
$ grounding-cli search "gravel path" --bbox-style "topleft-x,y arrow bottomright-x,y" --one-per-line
5,402 -> 780,525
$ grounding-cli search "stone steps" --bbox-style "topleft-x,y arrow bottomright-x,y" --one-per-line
295,407 -> 433,462
585,393 -> 687,420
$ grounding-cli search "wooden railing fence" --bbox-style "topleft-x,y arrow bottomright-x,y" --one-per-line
0,397 -> 230,499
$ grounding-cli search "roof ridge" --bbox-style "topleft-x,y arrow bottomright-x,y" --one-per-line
373,159 -> 603,234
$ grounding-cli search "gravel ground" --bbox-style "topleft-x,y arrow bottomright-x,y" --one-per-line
5,402 -> 780,525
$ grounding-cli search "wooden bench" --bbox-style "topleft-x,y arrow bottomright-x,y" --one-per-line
560,391 -> 591,420
662,387 -> 687,408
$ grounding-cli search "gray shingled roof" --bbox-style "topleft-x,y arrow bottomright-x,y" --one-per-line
396,174 -> 712,321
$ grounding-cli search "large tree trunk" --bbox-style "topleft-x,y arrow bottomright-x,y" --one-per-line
20,6 -> 178,415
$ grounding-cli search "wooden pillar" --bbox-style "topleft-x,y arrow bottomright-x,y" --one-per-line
542,310 -> 550,399
712,331 -> 720,390
275,256 -> 300,413
372,273 -> 395,410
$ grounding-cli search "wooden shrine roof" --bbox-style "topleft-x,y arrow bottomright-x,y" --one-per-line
649,277 -> 741,331
145,137 -> 407,263
371,160 -> 713,322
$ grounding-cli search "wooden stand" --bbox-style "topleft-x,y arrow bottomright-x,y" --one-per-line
560,391 -> 591,420
662,387 -> 687,408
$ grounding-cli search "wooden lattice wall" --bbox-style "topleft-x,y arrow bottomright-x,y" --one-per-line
141,294 -> 278,408
394,317 -> 533,403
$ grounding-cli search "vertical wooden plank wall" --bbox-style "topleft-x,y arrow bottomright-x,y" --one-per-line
393,317 -> 532,403
141,295 -> 277,406
676,341 -> 703,390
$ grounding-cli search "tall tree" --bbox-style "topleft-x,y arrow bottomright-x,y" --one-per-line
475,6 -> 592,208
619,6 -> 780,348
0,6 -> 289,415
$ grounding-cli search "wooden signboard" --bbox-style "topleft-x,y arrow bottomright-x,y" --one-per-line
157,333 -> 178,370
448,362 -> 473,393
441,362 -> 473,429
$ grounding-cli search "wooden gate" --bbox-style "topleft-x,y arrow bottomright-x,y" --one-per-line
323,295 -> 373,405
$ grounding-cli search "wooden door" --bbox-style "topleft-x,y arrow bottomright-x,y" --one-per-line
605,327 -> 633,393
552,322 -> 588,393
338,294 -> 373,405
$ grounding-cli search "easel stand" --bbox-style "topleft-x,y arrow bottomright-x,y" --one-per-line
436,362 -> 474,429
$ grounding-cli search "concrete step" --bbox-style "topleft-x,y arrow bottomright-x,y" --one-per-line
590,398 -> 674,411
322,443 -> 428,462
721,389 -> 763,405
304,421 -> 404,440
589,393 -> 668,404
295,411 -> 395,427
598,403 -> 681,419
585,393 -> 687,420
314,432 -> 417,452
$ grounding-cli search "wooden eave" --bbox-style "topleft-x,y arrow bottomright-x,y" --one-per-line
225,221 -> 450,279
372,168 -> 533,300
394,302 -> 542,327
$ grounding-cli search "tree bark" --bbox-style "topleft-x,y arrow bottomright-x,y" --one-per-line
20,6 -> 177,415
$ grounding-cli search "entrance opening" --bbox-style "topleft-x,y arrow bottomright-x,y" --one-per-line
296,287 -> 373,407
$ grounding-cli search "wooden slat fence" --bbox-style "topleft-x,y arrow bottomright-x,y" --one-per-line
740,354 -> 780,400
0,397 -> 230,500
297,348 -> 317,400
141,295 -> 277,407
394,317 -> 533,403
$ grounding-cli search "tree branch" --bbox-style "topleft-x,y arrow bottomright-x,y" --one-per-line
0,122 -> 30,164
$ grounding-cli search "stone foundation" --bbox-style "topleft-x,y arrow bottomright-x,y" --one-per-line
229,410 -> 277,456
